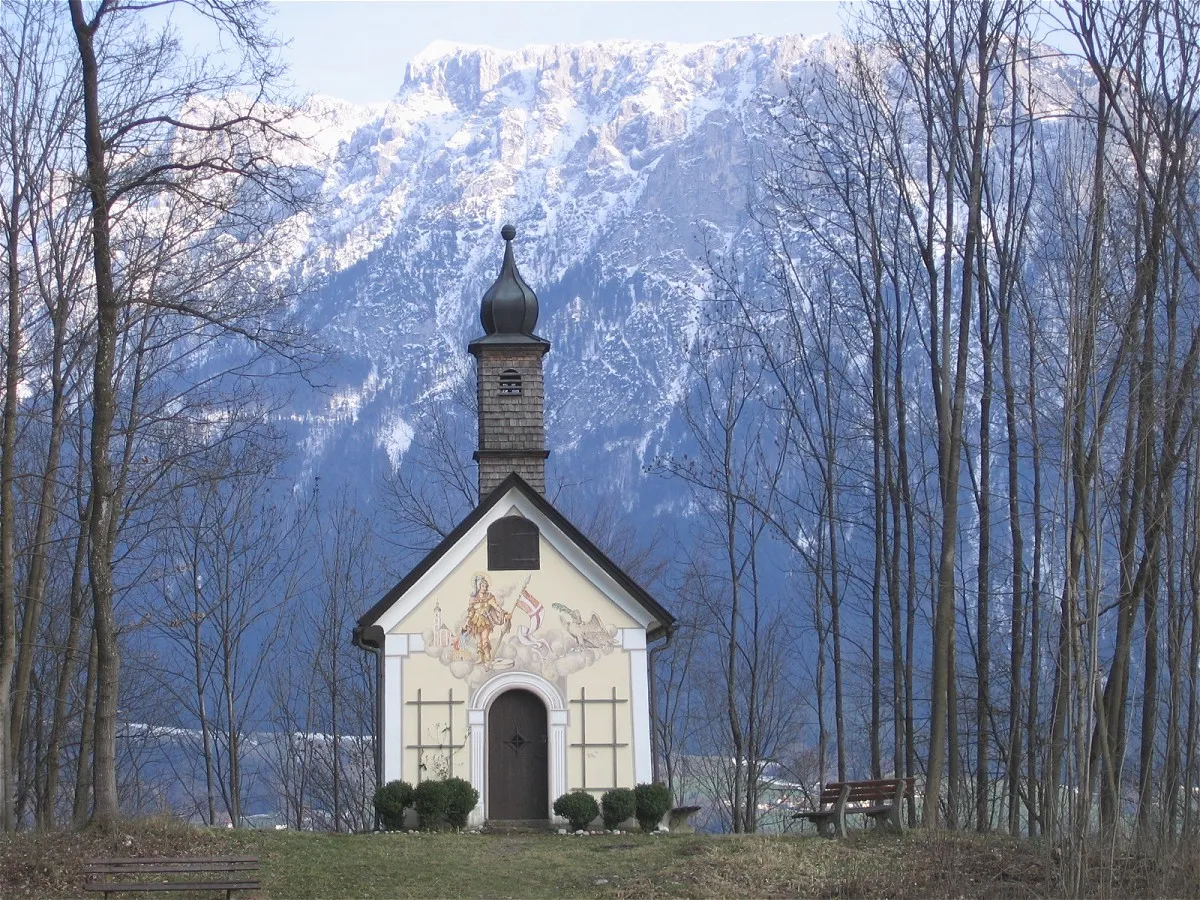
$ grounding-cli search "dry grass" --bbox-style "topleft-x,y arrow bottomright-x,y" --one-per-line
613,831 -> 1057,899
2,818 -> 1197,899
1057,832 -> 1200,899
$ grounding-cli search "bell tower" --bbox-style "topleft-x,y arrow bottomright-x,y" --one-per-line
469,224 -> 550,497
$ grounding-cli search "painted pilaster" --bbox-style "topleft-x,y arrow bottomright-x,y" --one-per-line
550,709 -> 568,803
623,629 -> 653,783
468,708 -> 486,825
382,633 -> 408,784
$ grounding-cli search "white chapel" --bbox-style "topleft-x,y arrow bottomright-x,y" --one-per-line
353,225 -> 675,825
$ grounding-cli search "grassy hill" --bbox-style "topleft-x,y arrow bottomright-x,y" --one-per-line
2,818 -> 1194,898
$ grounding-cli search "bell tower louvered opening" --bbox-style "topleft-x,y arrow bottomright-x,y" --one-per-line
499,369 -> 522,396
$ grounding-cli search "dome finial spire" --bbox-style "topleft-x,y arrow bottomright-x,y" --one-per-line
480,223 -> 538,335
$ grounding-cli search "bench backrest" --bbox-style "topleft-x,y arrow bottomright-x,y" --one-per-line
85,857 -> 259,877
818,777 -> 914,807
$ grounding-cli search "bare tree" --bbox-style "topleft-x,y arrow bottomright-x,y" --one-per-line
1058,0 -> 1200,839
143,437 -> 307,827
378,382 -> 478,560
653,323 -> 803,832
303,487 -> 383,832
0,0 -> 86,832
66,0 -> 316,827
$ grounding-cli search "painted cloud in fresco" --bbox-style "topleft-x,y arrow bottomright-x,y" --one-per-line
422,573 -> 619,687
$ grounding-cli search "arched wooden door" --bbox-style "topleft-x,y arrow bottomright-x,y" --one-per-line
488,689 -> 549,819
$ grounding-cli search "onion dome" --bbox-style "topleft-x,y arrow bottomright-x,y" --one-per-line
480,224 -> 539,335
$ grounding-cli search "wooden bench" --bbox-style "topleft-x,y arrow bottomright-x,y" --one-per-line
792,777 -> 914,838
83,856 -> 259,900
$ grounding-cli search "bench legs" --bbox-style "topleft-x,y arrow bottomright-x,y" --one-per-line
808,784 -> 851,838
886,779 -> 906,833
832,784 -> 849,838
866,782 -> 907,833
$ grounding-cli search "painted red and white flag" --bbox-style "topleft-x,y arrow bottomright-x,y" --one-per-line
516,589 -> 544,632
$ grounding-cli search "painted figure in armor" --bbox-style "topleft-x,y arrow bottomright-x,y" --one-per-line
463,574 -> 509,666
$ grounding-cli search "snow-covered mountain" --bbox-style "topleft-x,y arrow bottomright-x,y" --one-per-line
269,34 -> 832,515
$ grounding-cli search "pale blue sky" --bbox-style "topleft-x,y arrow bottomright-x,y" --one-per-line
263,2 -> 847,103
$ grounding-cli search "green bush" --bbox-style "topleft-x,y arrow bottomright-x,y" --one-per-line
442,777 -> 480,830
413,779 -> 449,831
634,782 -> 672,833
600,787 -> 636,830
373,780 -> 413,831
553,790 -> 600,831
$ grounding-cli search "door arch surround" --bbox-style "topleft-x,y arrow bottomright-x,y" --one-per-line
469,672 -> 567,823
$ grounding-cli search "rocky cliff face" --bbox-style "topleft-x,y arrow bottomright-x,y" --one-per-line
270,34 -> 831,515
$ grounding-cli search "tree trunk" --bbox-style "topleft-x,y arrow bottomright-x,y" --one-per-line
1163,497 -> 1182,839
10,272 -> 72,828
976,257 -> 993,833
39,510 -> 90,829
0,25 -> 25,830
69,0 -> 122,830
73,628 -> 98,827
926,19 -> 988,828
1000,270 -> 1025,835
870,309 -> 885,780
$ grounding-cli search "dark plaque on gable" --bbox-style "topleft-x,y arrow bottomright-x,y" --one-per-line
487,516 -> 540,570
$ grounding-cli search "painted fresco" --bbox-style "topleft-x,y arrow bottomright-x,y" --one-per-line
422,572 -> 620,686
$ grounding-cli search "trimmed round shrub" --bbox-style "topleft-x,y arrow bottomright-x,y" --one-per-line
553,790 -> 600,831
635,782 -> 672,833
373,779 -> 413,831
413,779 -> 449,831
600,787 -> 636,830
442,777 -> 480,830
